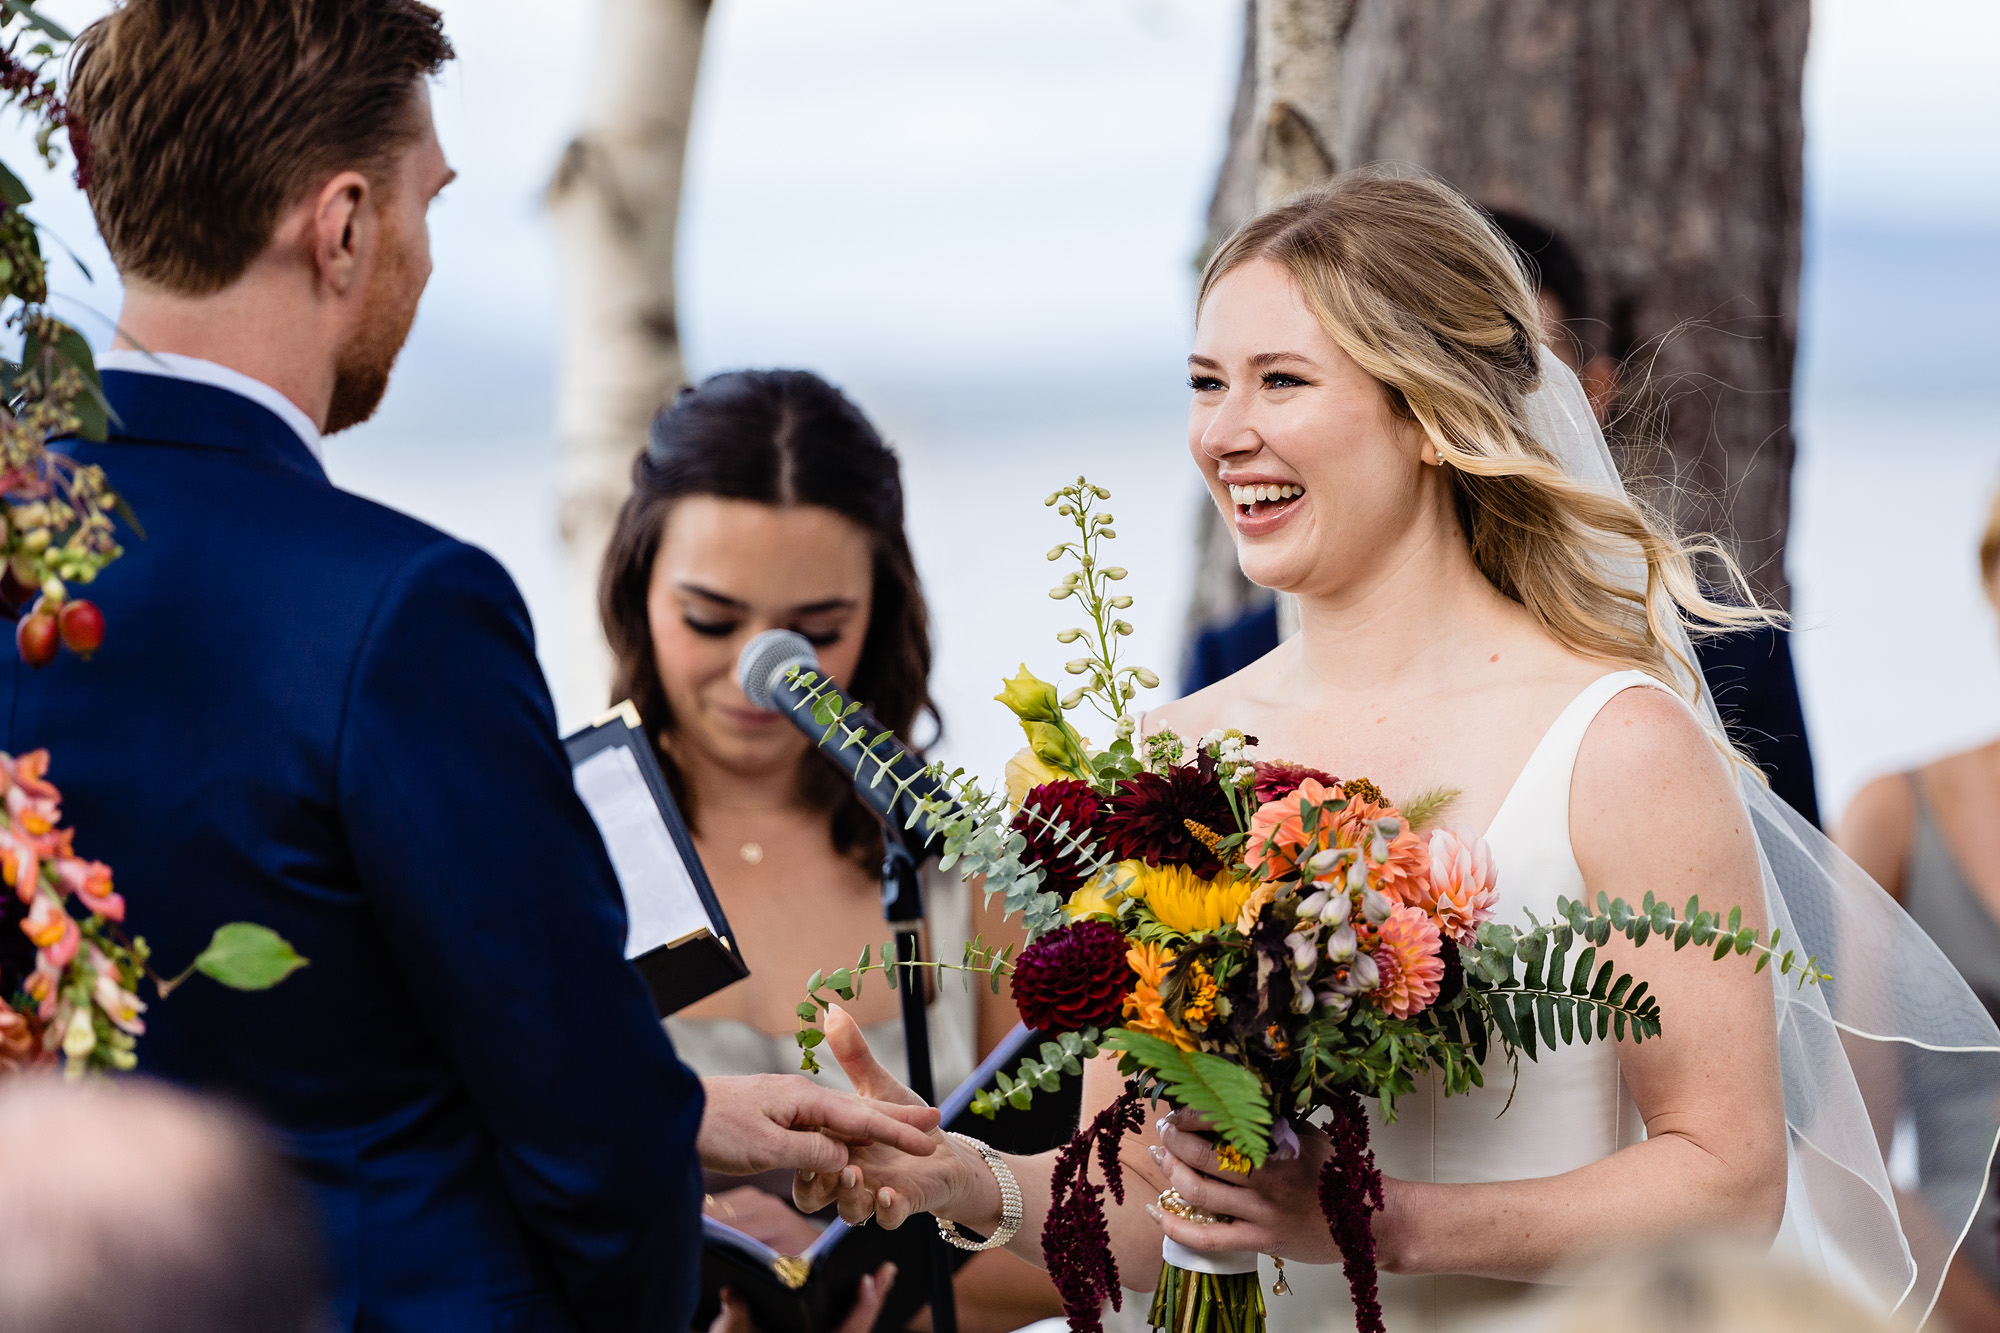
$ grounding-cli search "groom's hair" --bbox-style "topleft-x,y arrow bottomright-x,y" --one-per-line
69,0 -> 453,295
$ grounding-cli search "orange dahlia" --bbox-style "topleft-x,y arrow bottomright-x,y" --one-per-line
1370,904 -> 1444,1019
1123,941 -> 1196,1051
1244,776 -> 1335,879
1333,785 -> 1428,907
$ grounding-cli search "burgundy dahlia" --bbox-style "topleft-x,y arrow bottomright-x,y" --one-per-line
1253,760 -> 1340,805
1011,779 -> 1102,898
1099,762 -> 1236,876
1010,920 -> 1133,1033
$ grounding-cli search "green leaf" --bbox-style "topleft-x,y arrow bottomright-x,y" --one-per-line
1106,1029 -> 1273,1166
190,922 -> 307,990
0,161 -> 30,208
796,1001 -> 818,1021
2,0 -> 72,43
1569,946 -> 1597,997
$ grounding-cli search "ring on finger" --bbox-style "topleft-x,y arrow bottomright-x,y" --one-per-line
1157,1187 -> 1229,1225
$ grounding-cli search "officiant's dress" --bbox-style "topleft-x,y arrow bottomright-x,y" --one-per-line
1267,671 -> 1662,1332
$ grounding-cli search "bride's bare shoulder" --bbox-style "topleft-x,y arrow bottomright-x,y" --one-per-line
1140,649 -> 1287,740
1571,681 -> 1749,862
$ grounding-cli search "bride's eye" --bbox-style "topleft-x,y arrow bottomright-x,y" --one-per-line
795,625 -> 844,649
683,617 -> 738,638
1188,375 -> 1224,392
1262,371 -> 1307,389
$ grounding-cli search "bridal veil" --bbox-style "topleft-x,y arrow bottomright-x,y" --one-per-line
1524,346 -> 2000,1323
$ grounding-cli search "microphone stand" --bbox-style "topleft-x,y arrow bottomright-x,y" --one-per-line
880,837 -> 957,1333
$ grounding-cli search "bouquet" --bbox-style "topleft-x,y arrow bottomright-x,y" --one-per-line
795,479 -> 1823,1333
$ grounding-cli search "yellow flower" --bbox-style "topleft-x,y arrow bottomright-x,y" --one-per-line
1065,864 -> 1132,921
995,665 -> 1064,723
1005,747 -> 1063,809
996,665 -> 1095,779
1129,863 -> 1255,939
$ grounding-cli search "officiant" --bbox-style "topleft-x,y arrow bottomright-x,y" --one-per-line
599,369 -> 1066,1333
2,4 -> 943,1330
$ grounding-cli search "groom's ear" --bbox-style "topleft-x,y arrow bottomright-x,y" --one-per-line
304,170 -> 376,300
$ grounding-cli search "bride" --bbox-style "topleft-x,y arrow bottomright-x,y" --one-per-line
794,168 -> 2000,1330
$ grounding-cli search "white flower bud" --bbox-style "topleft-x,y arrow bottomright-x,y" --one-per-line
1297,890 -> 1330,919
1308,848 -> 1344,875
1061,688 -> 1087,709
1325,924 -> 1358,962
1056,628 -> 1083,643
1285,931 -> 1317,973
1351,952 -> 1381,991
1291,985 -> 1316,1014
1110,594 -> 1134,608
1361,887 -> 1394,925
1102,567 -> 1128,580
1132,667 -> 1160,689
1064,658 -> 1092,675
1317,991 -> 1353,1020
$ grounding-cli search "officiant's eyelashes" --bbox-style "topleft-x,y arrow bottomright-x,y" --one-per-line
673,583 -> 854,650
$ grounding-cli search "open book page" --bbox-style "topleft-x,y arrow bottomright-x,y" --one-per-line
572,744 -> 713,958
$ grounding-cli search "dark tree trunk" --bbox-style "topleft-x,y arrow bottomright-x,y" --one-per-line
1190,0 -> 1808,637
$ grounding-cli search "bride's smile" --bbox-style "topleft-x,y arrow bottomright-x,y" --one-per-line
1188,256 -> 1450,603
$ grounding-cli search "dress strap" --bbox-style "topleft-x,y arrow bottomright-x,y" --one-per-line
1485,669 -> 1674,846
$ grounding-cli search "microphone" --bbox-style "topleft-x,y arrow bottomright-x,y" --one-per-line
736,629 -> 952,860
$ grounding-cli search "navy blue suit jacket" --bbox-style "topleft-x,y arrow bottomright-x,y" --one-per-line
2,372 -> 705,1332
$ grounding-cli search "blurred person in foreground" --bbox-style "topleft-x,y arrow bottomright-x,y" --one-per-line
602,370 -> 1062,1333
0,1076 -> 325,1333
1182,208 -> 1822,828
0,3 -> 938,1330
1533,1235 -> 1906,1333
1838,484 -> 2000,1332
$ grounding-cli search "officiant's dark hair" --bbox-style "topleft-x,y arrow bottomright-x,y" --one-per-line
601,370 -> 936,870
69,0 -> 452,293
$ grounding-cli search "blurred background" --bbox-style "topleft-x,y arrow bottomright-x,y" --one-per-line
10,0 -> 1998,815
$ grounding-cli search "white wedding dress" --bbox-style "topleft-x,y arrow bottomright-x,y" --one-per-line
1260,669 -> 1666,1333
1232,351 -> 2000,1331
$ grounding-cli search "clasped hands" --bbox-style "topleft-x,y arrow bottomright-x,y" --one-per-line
786,1007 -> 1355,1270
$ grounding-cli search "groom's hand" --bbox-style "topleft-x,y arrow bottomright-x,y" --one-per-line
696,1074 -> 940,1177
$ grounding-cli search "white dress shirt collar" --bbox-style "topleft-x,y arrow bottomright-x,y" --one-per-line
94,349 -> 325,465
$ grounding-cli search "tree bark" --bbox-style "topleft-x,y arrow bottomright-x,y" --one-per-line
549,0 -> 712,707
1188,0 -> 1808,643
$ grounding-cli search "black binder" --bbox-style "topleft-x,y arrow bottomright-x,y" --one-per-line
694,1022 -> 1085,1332
564,702 -> 748,1015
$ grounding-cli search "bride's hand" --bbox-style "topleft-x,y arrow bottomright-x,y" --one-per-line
1146,1108 -> 1347,1265
790,1006 -> 1000,1231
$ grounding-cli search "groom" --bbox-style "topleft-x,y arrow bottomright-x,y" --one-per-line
1,3 -> 936,1330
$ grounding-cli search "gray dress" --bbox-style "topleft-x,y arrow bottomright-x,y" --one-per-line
1902,774 -> 2000,1292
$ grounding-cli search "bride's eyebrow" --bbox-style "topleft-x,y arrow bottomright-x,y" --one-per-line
1247,351 -> 1315,370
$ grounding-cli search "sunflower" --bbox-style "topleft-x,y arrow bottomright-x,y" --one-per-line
1128,863 -> 1256,939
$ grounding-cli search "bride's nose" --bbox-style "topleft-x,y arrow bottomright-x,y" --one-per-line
1195,392 -> 1263,464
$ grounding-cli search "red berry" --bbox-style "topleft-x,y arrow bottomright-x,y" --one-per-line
57,599 -> 103,658
15,613 -> 57,668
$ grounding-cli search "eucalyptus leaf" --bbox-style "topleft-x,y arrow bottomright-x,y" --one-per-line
190,922 -> 307,990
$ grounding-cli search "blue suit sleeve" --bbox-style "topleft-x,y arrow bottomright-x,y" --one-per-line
335,538 -> 704,1331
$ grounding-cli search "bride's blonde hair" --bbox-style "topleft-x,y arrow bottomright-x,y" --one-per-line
1200,166 -> 1774,703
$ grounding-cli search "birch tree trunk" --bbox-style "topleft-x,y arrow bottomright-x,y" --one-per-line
549,0 -> 711,711
1188,0 -> 1808,641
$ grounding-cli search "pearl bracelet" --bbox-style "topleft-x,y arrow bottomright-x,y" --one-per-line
936,1132 -> 1023,1252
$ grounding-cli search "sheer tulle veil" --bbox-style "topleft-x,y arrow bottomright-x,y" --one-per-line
1523,346 -> 2000,1322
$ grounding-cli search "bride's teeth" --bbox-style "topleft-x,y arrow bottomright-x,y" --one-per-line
1228,483 -> 1304,506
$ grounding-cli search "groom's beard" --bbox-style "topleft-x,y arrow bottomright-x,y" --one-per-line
325,229 -> 425,435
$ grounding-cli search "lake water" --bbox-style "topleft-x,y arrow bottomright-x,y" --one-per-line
323,391 -> 2000,827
